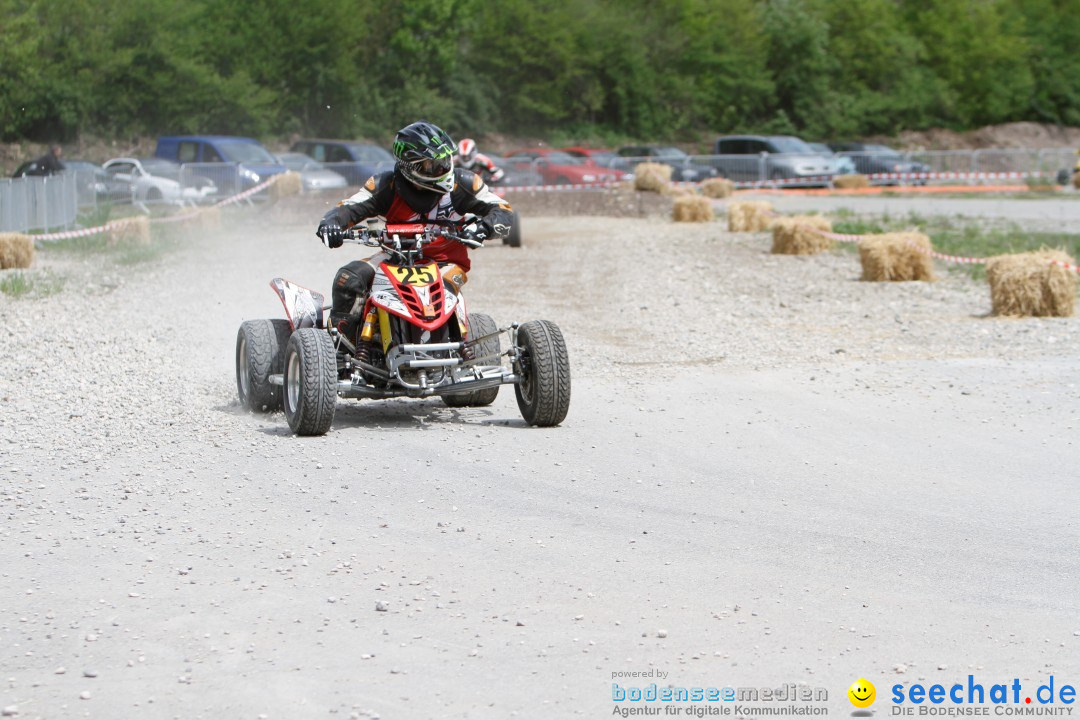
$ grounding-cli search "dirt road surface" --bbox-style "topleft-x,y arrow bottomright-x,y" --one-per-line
2,199 -> 1078,719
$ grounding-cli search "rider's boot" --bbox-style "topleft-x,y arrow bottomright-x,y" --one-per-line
329,311 -> 361,348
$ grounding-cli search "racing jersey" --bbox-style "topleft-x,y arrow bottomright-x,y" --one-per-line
461,153 -> 505,183
325,168 -> 512,272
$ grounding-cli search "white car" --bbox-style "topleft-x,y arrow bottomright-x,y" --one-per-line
276,152 -> 348,191
103,157 -> 217,203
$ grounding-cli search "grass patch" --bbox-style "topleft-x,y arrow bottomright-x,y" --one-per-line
0,270 -> 64,297
832,212 -> 1080,281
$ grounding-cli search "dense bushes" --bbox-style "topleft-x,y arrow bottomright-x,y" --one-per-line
2,0 -> 1078,144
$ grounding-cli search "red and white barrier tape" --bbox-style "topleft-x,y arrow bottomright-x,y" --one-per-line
866,170 -> 1038,183
214,175 -> 280,207
496,181 -> 623,192
1049,258 -> 1080,273
33,174 -> 283,242
499,169 -> 1046,193
33,216 -> 144,242
809,227 -> 1078,272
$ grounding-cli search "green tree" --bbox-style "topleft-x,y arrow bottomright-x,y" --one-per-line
901,0 -> 1033,127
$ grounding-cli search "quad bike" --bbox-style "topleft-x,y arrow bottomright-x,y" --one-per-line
235,220 -> 569,435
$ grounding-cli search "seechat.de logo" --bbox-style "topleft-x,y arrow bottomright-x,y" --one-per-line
849,679 -> 877,708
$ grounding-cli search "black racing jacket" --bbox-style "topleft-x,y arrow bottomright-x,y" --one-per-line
325,168 -> 512,236
322,168 -> 513,272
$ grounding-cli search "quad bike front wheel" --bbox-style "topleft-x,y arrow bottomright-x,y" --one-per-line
443,312 -> 501,408
283,328 -> 337,436
236,319 -> 292,412
514,320 -> 570,427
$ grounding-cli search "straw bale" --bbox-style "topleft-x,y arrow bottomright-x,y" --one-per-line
986,250 -> 1076,317
271,171 -> 303,199
727,201 -> 774,232
833,174 -> 870,190
197,205 -> 221,230
672,195 -> 714,222
770,216 -> 833,255
701,178 -> 735,199
857,232 -> 937,282
0,233 -> 34,269
633,163 -> 673,193
108,216 -> 151,246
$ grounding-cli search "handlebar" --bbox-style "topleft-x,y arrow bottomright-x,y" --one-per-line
341,222 -> 484,251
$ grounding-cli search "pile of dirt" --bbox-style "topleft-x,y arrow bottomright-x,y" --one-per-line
1,136 -> 157,175
877,122 -> 1080,151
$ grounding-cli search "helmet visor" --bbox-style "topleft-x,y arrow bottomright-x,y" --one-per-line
412,155 -> 452,180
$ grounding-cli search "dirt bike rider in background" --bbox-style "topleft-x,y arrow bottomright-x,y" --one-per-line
456,138 -> 505,185
316,121 -> 513,349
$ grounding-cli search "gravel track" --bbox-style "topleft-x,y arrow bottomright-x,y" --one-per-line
1,199 -> 1078,719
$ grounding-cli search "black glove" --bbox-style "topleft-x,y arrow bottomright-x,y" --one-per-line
463,218 -> 495,242
317,218 -> 344,249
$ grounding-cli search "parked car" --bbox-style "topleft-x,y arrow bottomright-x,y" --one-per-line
154,135 -> 287,192
712,136 -> 836,184
275,152 -> 348,192
807,142 -> 856,175
827,142 -> 931,180
613,146 -> 719,182
289,139 -> 394,186
560,147 -> 629,174
481,154 -> 544,187
12,160 -> 49,178
103,157 -> 217,203
505,149 -> 622,185
22,160 -> 134,203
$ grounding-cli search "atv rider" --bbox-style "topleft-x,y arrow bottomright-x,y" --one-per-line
456,137 -> 505,185
316,121 -> 513,346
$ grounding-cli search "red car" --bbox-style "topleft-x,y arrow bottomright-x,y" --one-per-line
505,148 -> 625,185
560,146 -> 625,169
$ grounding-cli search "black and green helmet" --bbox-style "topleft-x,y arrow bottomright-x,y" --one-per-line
393,121 -> 457,193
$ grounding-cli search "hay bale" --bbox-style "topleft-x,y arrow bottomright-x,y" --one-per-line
701,178 -> 735,199
770,216 -> 834,255
833,174 -> 870,190
661,185 -> 698,199
270,171 -> 303,199
633,163 -> 673,193
197,205 -> 221,230
672,195 -> 714,223
858,232 -> 936,282
108,216 -> 151,246
727,201 -> 774,232
985,250 -> 1077,317
0,233 -> 35,269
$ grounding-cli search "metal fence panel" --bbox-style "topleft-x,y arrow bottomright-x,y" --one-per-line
0,174 -> 79,233
0,179 -> 29,232
322,161 -> 394,187
180,163 -> 240,199
688,154 -> 765,182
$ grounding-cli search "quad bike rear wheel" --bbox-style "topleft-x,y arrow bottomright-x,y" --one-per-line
514,320 -> 570,426
283,328 -> 337,436
236,319 -> 292,412
503,210 -> 522,247
443,312 -> 501,408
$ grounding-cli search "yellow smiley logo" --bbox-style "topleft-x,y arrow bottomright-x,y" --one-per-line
848,678 -> 876,708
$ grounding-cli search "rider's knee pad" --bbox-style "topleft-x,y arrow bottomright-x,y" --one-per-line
335,260 -> 374,296
440,264 -> 468,294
